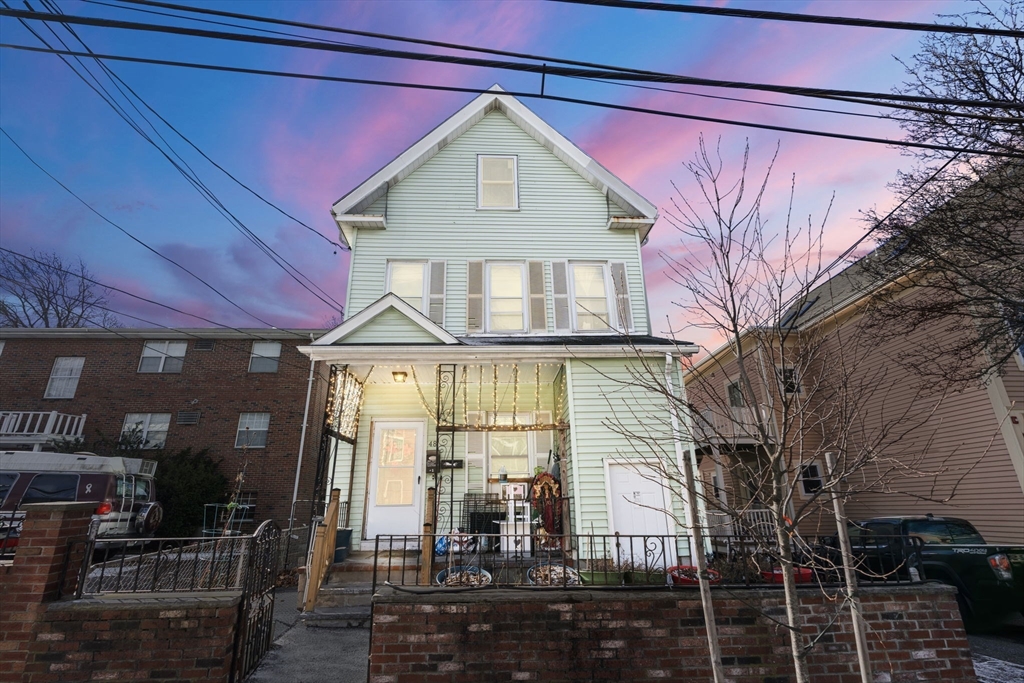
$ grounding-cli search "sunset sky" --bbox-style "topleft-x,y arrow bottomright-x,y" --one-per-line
0,0 -> 975,350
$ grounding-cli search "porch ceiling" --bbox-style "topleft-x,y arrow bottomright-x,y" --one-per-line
352,362 -> 564,385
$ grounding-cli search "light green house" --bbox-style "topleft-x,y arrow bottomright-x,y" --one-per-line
299,86 -> 700,560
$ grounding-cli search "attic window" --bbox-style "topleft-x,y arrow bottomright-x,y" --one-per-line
478,155 -> 518,209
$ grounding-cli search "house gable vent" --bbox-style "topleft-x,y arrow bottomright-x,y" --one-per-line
194,340 -> 216,351
177,411 -> 201,425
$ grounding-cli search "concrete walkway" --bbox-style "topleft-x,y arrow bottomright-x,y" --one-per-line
247,589 -> 370,683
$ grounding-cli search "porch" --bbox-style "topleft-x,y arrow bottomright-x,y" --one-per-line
0,410 -> 86,450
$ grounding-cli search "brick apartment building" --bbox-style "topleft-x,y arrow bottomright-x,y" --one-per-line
0,328 -> 330,533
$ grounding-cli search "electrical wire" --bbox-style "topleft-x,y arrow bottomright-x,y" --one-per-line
548,0 -> 1024,38
91,0 -> 1023,127
2,42 -> 1021,160
12,0 -> 346,315
0,126 -> 319,333
1,7 -> 1020,111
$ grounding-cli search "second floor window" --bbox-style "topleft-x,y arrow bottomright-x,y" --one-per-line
487,263 -> 527,332
478,155 -> 518,209
45,357 -> 84,399
387,261 -> 446,326
236,412 -> 270,449
249,341 -> 282,373
570,263 -> 611,331
122,413 -> 171,449
138,341 -> 186,373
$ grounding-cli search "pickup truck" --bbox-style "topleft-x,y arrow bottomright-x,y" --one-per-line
845,515 -> 1024,627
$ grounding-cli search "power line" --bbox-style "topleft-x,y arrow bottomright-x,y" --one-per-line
0,126 -> 317,332
3,42 -> 1022,159
20,0 -> 346,313
1,7 -> 1020,111
549,0 -> 1024,38
94,0 -> 1021,127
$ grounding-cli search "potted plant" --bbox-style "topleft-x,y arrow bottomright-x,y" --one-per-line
667,565 -> 722,586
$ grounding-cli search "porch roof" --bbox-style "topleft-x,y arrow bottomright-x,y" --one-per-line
297,337 -> 698,363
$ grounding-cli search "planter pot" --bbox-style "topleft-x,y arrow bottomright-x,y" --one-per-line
668,566 -> 722,586
527,563 -> 582,586
579,570 -> 629,586
761,567 -> 814,584
627,570 -> 670,586
435,566 -> 492,587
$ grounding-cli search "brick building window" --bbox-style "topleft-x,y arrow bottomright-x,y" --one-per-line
138,341 -> 186,373
44,357 -> 85,399
122,413 -> 171,449
235,413 -> 270,449
248,341 -> 281,373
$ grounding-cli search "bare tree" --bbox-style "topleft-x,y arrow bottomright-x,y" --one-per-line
601,138 -> 972,683
0,249 -> 120,328
863,1 -> 1024,383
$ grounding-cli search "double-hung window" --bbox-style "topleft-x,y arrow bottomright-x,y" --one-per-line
569,263 -> 612,331
477,155 -> 518,209
138,341 -> 186,373
489,414 -> 531,478
487,263 -> 527,333
45,357 -> 84,399
798,463 -> 824,495
387,261 -> 446,325
236,413 -> 270,449
249,341 -> 281,373
122,413 -> 171,449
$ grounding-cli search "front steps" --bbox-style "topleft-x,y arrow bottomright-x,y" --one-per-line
304,549 -> 420,620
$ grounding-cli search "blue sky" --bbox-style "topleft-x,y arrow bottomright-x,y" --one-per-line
0,0 -> 974,347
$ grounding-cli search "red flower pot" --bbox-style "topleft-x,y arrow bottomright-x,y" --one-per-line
668,565 -> 721,586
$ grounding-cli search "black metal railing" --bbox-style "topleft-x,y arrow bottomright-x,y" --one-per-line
64,534 -> 257,598
433,495 -> 571,537
371,533 -> 926,591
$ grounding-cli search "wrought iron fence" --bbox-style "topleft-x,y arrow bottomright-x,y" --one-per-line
371,532 -> 925,591
64,534 -> 255,597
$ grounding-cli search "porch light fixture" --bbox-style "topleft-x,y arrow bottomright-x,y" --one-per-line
392,371 -> 408,383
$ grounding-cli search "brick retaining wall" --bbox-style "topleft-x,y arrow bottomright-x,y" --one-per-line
369,585 -> 977,683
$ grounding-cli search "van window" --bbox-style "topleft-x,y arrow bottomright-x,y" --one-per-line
117,477 -> 151,502
22,474 -> 79,504
0,473 -> 19,505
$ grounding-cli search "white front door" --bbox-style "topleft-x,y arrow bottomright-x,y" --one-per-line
365,421 -> 425,540
607,463 -> 675,566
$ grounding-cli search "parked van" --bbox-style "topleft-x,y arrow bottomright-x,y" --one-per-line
0,451 -> 163,550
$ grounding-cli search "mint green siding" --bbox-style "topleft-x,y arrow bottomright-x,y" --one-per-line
336,308 -> 444,344
564,357 -> 689,535
345,111 -> 650,335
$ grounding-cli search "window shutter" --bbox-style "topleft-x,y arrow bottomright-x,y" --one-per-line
610,262 -> 632,332
428,261 -> 446,326
551,261 -> 570,333
528,261 -> 546,333
467,261 -> 484,333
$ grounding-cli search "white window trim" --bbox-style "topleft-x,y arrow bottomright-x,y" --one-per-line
235,412 -> 270,449
248,341 -> 282,373
477,154 -> 519,210
44,357 -> 85,399
485,262 -> 528,334
385,260 -> 429,315
797,461 -> 824,498
726,380 -> 745,408
138,341 -> 186,374
484,412 -> 545,482
567,262 -> 615,334
777,365 -> 803,395
122,413 -> 170,450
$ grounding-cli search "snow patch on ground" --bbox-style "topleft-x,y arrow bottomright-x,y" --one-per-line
975,655 -> 1024,683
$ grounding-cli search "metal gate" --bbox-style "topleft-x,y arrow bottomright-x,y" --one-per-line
232,520 -> 280,681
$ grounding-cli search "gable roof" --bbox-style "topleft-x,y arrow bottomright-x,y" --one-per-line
331,85 -> 658,247
313,293 -> 459,346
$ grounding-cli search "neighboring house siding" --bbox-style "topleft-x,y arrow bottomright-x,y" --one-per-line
338,308 -> 446,344
345,111 -> 649,335
565,358 -> 687,535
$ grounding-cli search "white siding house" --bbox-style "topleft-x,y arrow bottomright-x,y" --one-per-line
299,86 -> 699,557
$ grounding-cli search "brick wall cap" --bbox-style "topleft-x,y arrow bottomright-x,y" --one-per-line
46,591 -> 242,612
372,583 -> 958,605
21,502 -> 97,513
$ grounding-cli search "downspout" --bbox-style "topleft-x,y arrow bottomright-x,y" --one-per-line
287,336 -> 318,539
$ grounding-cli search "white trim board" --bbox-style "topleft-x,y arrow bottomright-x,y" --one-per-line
331,85 -> 659,247
315,293 -> 458,346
